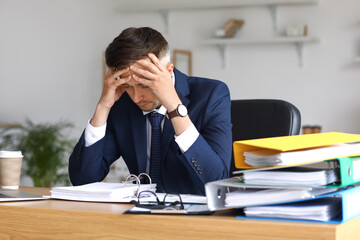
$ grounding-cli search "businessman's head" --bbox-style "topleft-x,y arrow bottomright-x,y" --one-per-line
105,27 -> 173,112
105,27 -> 170,69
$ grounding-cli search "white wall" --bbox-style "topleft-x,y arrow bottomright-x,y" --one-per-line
1,0 -> 359,139
0,0 -> 119,136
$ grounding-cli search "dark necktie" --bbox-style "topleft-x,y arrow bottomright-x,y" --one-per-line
148,112 -> 164,192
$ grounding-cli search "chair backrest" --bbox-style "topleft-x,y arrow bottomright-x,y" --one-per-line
230,99 -> 301,175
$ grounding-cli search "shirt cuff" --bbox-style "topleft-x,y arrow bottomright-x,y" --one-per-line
84,119 -> 106,147
174,123 -> 199,153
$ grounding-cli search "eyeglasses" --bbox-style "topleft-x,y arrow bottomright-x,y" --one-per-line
132,190 -> 184,210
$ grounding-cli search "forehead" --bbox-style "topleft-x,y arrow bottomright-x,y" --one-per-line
122,77 -> 149,88
123,78 -> 137,86
119,61 -> 146,76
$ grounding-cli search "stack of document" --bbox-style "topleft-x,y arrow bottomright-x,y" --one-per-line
224,187 -> 337,208
206,133 -> 360,222
50,182 -> 156,202
243,197 -> 342,222
242,167 -> 339,186
244,143 -> 360,167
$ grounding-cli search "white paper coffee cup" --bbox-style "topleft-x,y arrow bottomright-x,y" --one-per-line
0,151 -> 23,189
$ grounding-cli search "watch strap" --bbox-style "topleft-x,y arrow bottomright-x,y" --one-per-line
168,107 -> 179,120
168,104 -> 187,120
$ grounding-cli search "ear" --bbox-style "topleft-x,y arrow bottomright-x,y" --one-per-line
166,63 -> 174,75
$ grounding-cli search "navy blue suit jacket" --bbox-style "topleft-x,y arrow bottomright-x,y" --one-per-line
68,69 -> 232,195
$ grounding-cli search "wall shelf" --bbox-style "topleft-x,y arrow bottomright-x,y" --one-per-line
118,0 -> 318,33
201,36 -> 319,67
119,0 -> 318,11
116,0 -> 319,66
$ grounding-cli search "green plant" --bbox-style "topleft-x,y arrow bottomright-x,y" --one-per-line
0,119 -> 75,187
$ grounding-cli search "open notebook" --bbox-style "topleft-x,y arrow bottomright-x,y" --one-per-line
0,189 -> 46,202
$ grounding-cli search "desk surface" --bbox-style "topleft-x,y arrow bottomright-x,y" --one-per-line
0,187 -> 359,240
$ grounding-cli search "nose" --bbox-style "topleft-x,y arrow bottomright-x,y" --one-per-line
132,86 -> 143,103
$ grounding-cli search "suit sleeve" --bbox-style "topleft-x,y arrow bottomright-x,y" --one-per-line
68,123 -> 120,186
178,81 -> 232,191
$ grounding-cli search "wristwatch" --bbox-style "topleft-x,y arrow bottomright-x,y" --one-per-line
168,104 -> 188,119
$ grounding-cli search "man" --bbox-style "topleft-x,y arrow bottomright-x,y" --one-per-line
68,27 -> 232,195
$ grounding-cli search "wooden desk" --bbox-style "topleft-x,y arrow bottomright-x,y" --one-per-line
0,187 -> 359,240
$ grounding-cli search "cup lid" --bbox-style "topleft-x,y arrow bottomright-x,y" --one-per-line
0,151 -> 23,158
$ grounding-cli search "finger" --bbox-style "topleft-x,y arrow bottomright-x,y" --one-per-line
130,65 -> 156,80
115,75 -> 131,86
105,67 -> 116,79
131,74 -> 151,87
112,67 -> 129,81
105,75 -> 131,90
105,68 -> 130,87
148,53 -> 167,71
135,58 -> 160,74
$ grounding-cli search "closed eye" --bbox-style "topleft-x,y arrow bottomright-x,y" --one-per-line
122,83 -> 148,89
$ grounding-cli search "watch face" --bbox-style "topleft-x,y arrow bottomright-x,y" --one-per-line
177,104 -> 188,117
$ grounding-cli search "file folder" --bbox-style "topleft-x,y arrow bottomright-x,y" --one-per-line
333,156 -> 360,188
236,186 -> 360,224
233,132 -> 360,169
50,182 -> 156,202
204,178 -> 338,211
242,197 -> 341,222
50,173 -> 156,202
232,156 -> 360,188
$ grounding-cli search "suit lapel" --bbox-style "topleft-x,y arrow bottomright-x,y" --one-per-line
129,106 -> 147,174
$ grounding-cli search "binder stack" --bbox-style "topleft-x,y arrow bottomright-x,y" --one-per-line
205,132 -> 360,223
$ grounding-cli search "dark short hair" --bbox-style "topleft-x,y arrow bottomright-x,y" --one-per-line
105,27 -> 169,69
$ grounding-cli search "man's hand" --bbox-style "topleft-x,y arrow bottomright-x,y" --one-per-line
130,53 -> 181,112
90,67 -> 131,127
130,53 -> 192,136
99,67 -> 131,109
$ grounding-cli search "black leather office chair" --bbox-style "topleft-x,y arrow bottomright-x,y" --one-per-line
230,99 -> 301,176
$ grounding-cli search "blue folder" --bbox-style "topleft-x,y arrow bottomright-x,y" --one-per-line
236,186 -> 360,224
